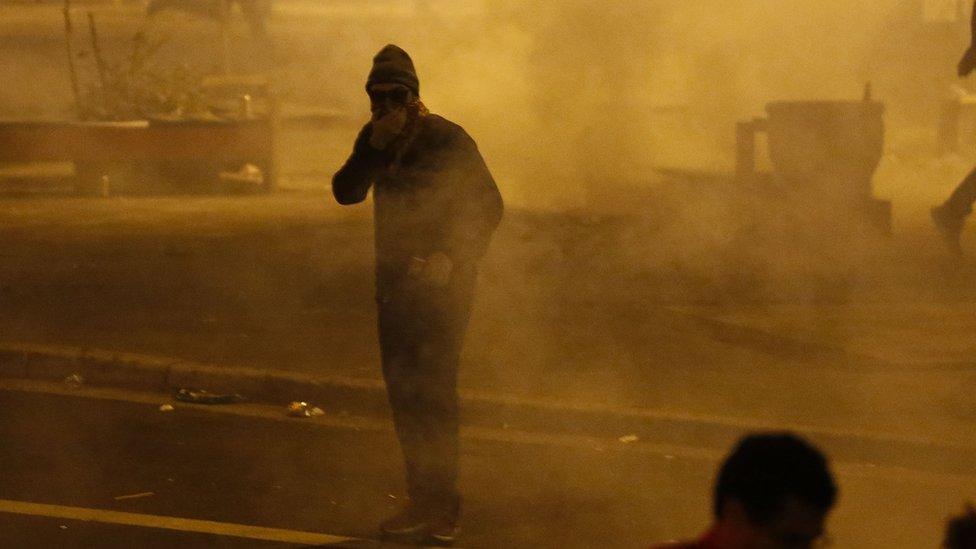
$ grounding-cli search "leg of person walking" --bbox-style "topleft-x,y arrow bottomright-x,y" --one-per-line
933,167 -> 976,254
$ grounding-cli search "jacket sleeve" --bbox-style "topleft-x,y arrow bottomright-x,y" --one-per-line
440,133 -> 504,268
332,124 -> 387,205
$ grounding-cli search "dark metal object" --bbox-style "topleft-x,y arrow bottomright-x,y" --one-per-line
0,118 -> 277,193
736,97 -> 891,234
763,100 -> 885,199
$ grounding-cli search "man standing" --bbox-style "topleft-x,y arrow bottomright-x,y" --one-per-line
933,0 -> 976,254
651,433 -> 838,549
332,45 -> 503,545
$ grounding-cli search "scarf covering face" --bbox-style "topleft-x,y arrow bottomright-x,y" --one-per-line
407,98 -> 429,120
388,99 -> 429,168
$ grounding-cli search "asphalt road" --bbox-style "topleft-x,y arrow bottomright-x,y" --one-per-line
2,382 -> 976,548
0,514 -> 299,548
0,383 -> 704,548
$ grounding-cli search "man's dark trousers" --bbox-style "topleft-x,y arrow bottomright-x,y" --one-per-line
377,267 -> 476,514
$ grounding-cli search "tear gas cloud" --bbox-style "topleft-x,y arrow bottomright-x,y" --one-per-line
237,0 -> 966,217
0,3 -> 974,545
3,0 -> 968,212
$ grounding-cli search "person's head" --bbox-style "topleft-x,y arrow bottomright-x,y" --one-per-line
366,44 -> 419,116
713,433 -> 838,549
944,503 -> 976,549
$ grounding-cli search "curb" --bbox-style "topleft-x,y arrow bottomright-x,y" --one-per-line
1,341 -> 973,476
0,342 -> 390,422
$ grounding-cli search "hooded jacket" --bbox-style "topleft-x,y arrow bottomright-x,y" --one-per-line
332,113 -> 503,297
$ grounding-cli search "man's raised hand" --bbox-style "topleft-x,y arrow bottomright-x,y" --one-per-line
369,107 -> 408,150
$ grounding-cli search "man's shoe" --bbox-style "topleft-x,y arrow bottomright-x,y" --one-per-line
379,504 -> 429,544
428,515 -> 460,546
932,205 -> 964,256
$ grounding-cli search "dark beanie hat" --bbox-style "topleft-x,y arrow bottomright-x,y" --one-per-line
366,44 -> 420,96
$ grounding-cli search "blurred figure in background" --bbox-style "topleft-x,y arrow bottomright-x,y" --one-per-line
332,45 -> 503,546
944,503 -> 976,549
235,0 -> 271,37
147,0 -> 271,37
933,0 -> 976,255
652,432 -> 838,549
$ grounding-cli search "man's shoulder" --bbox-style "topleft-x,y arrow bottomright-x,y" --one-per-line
422,113 -> 462,133
419,114 -> 472,145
